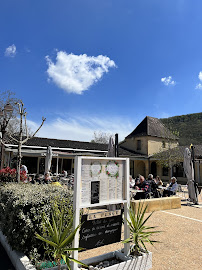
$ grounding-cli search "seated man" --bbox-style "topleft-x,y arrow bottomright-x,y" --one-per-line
163,177 -> 178,197
134,175 -> 150,200
147,174 -> 158,197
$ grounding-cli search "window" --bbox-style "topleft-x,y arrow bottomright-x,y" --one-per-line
137,140 -> 141,150
172,162 -> 184,177
162,166 -> 169,176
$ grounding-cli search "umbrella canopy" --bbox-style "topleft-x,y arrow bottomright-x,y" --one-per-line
107,136 -> 115,157
45,146 -> 52,174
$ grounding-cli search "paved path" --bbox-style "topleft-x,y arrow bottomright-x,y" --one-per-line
79,199 -> 202,270
0,242 -> 15,270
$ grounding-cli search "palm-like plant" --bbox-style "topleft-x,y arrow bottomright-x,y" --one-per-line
123,202 -> 160,256
35,207 -> 87,270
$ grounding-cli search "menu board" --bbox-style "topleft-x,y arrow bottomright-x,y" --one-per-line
80,159 -> 125,206
79,211 -> 123,249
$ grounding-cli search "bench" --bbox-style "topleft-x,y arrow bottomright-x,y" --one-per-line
131,196 -> 181,213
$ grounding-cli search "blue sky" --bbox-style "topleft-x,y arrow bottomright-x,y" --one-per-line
1,0 -> 202,141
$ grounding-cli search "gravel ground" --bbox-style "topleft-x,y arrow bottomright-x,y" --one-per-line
79,195 -> 202,270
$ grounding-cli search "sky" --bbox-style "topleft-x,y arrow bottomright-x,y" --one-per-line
1,0 -> 202,142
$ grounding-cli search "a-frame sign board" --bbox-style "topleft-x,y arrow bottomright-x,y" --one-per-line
72,156 -> 130,270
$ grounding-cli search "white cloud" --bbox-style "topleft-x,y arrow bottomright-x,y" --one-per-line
195,83 -> 202,90
46,52 -> 116,94
30,115 -> 133,142
4,44 -> 17,57
161,76 -> 176,86
198,71 -> 202,81
195,71 -> 202,89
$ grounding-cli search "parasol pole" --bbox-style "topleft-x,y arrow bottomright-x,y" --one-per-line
115,133 -> 119,157
190,144 -> 195,181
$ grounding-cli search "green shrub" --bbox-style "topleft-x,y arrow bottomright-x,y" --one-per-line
0,183 -> 73,264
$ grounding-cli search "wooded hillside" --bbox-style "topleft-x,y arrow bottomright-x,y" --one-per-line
161,112 -> 202,146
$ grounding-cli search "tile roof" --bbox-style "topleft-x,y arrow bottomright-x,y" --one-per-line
5,135 -> 147,158
126,116 -> 178,140
118,146 -> 147,158
5,136 -> 108,152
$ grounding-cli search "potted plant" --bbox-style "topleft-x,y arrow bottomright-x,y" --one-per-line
81,202 -> 160,270
35,204 -> 87,270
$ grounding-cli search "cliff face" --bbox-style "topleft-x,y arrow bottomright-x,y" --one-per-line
161,112 -> 202,146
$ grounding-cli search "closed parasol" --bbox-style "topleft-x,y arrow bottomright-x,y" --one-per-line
45,146 -> 52,174
107,136 -> 115,157
184,147 -> 198,204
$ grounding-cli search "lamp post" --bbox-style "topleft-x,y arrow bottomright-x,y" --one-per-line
0,104 -> 13,169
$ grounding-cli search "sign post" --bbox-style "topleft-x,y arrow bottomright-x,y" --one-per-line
72,156 -> 130,270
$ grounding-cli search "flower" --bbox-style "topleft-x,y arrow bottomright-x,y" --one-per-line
0,166 -> 17,182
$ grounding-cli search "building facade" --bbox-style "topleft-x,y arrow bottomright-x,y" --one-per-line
1,116 -> 202,184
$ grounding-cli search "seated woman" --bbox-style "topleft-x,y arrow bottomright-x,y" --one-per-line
155,175 -> 163,187
154,176 -> 163,197
163,177 -> 178,197
43,173 -> 51,184
129,175 -> 136,188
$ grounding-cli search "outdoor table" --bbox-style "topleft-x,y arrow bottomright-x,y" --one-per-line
157,186 -> 167,196
157,186 -> 167,189
130,189 -> 145,200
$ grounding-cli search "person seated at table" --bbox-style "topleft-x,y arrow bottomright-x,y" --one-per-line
43,173 -> 51,184
28,176 -> 35,184
34,174 -> 41,184
134,175 -> 140,185
134,175 -> 150,200
163,177 -> 178,197
153,175 -> 163,197
155,175 -> 163,187
147,174 -> 158,197
129,175 -> 136,188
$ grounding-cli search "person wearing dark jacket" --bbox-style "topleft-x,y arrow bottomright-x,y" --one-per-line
147,174 -> 158,197
134,175 -> 150,200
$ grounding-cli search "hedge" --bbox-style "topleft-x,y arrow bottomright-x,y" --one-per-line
0,183 -> 73,264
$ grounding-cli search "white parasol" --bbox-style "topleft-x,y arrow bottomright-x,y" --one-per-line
183,147 -> 194,181
45,146 -> 52,174
183,147 -> 198,204
107,136 -> 115,157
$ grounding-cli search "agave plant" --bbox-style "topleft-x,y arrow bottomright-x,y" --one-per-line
35,206 -> 87,270
123,202 -> 160,256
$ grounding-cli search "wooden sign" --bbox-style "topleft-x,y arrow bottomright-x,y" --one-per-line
79,211 -> 123,249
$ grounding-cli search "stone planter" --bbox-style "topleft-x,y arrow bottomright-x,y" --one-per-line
80,250 -> 152,270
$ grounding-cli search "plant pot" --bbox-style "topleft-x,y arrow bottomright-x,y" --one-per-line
80,250 -> 152,270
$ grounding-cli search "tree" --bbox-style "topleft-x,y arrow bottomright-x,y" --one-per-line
8,101 -> 46,182
0,90 -> 33,136
0,90 -> 21,169
91,131 -> 112,144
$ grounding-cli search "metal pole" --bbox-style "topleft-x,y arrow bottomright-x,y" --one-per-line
115,133 -> 119,157
191,145 -> 195,180
0,129 -> 6,169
